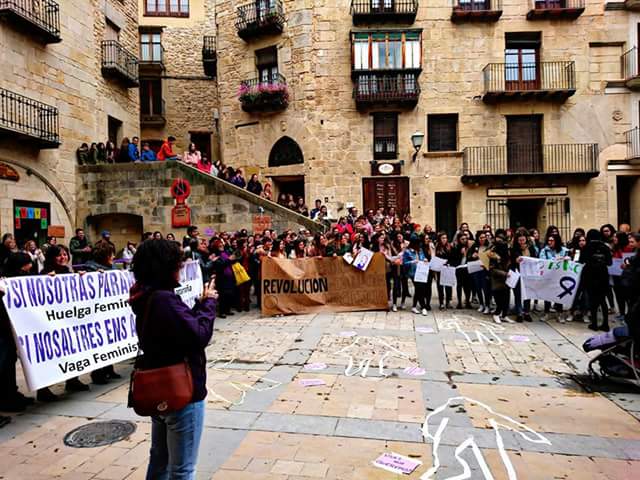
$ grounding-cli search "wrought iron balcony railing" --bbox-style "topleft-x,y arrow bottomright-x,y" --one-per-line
239,73 -> 289,113
353,71 -> 421,109
451,0 -> 502,22
527,0 -> 585,20
0,87 -> 60,147
0,0 -> 61,43
482,61 -> 575,102
462,144 -> 598,179
235,0 -> 284,41
622,47 -> 640,90
101,40 -> 139,88
625,127 -> 640,161
202,35 -> 217,77
350,0 -> 418,24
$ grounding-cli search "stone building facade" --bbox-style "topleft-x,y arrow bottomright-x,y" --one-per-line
0,0 -> 140,245
137,0 -> 219,161
186,0 -> 638,237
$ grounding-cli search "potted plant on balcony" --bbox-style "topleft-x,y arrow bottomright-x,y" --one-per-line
238,81 -> 289,112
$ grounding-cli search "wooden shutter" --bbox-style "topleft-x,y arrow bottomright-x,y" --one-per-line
428,114 -> 458,152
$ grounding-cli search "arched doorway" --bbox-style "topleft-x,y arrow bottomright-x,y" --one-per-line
86,213 -> 143,254
268,137 -> 305,207
268,136 -> 304,167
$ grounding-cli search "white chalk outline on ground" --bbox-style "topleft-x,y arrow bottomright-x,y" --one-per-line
207,358 -> 282,407
333,336 -> 415,378
441,315 -> 506,346
421,396 -> 551,480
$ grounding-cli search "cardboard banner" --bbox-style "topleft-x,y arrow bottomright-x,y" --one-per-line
261,253 -> 388,316
519,257 -> 583,308
1,261 -> 203,391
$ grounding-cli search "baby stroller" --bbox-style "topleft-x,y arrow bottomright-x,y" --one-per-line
583,308 -> 640,389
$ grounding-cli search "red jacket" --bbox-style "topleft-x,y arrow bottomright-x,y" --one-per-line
157,141 -> 176,161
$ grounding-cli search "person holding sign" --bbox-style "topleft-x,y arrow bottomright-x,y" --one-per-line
402,238 -> 430,315
538,233 -> 570,323
129,239 -> 218,479
468,231 -> 492,315
488,235 -> 512,324
512,230 -> 539,323
435,232 -> 453,310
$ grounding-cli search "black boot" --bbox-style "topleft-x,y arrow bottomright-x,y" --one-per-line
588,322 -> 599,331
36,388 -> 59,403
66,378 -> 90,392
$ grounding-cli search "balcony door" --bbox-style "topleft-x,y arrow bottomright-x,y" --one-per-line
505,32 -> 540,91
507,115 -> 542,173
257,0 -> 275,21
535,0 -> 566,8
370,0 -> 395,13
457,0 -> 491,10
256,46 -> 278,83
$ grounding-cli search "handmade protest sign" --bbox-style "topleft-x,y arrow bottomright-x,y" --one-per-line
505,270 -> 520,289
352,247 -> 374,271
261,254 -> 387,316
414,262 -> 430,283
429,256 -> 447,272
1,262 -> 202,391
608,258 -> 624,277
519,257 -> 583,309
440,265 -> 457,287
467,260 -> 484,274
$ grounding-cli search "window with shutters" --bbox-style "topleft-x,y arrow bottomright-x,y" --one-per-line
256,46 -> 278,82
373,113 -> 398,159
352,31 -> 422,70
427,114 -> 458,152
145,0 -> 189,17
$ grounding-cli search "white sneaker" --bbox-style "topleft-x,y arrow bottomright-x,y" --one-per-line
391,305 -> 397,312
412,307 -> 420,314
566,314 -> 574,323
493,315 -> 502,324
503,317 -> 516,324
399,304 -> 405,310
477,306 -> 485,313
483,307 -> 491,315
557,315 -> 566,324
421,308 -> 428,316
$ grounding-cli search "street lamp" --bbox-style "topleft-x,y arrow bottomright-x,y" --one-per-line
411,131 -> 424,162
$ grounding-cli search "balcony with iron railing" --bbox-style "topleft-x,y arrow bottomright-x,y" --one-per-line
202,35 -> 217,77
239,73 -> 289,113
139,41 -> 164,76
0,87 -> 60,148
350,0 -> 418,25
527,0 -> 585,20
625,127 -> 640,163
101,40 -> 139,88
235,0 -> 284,41
0,0 -> 61,43
482,61 -> 576,103
622,47 -> 640,90
451,0 -> 502,22
625,0 -> 640,11
353,71 -> 421,109
462,143 -> 599,181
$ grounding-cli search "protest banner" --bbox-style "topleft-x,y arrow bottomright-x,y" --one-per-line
519,257 -> 583,309
1,261 -> 203,391
261,253 -> 387,316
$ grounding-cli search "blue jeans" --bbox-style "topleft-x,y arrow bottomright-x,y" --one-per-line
146,400 -> 205,480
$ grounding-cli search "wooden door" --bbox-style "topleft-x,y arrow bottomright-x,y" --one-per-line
507,115 -> 543,174
505,48 -> 540,91
363,177 -> 410,218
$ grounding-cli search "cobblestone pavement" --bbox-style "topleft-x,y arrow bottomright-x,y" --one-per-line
1,308 -> 640,479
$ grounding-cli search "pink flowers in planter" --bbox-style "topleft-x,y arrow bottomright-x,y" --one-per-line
238,81 -> 290,110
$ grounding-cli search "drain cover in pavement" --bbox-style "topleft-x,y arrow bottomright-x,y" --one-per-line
63,420 -> 136,448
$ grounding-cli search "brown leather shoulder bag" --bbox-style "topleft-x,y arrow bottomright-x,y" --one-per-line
128,292 -> 194,416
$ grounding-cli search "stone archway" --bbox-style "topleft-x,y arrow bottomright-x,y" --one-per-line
268,136 -> 304,167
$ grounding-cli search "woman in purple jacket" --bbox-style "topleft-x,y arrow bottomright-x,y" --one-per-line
129,240 -> 217,479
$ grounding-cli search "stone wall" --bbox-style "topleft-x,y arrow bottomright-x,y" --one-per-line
207,0 -> 633,231
138,0 -> 219,157
76,161 -> 323,245
0,0 -> 139,242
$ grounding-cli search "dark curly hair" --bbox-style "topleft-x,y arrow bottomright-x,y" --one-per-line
132,239 -> 183,289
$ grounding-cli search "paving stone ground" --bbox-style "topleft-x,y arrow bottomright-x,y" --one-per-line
1,307 -> 640,479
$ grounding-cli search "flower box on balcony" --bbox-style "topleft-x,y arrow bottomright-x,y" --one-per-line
238,80 -> 289,113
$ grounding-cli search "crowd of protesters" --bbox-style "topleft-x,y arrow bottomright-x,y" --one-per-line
1,212 -> 639,415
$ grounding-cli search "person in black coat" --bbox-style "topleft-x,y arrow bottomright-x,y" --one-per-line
581,229 -> 613,331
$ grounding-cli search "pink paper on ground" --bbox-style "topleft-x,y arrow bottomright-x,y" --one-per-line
373,452 -> 422,475
299,379 -> 326,387
415,326 -> 435,334
403,365 -> 426,376
339,331 -> 357,337
509,335 -> 530,342
304,362 -> 328,371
